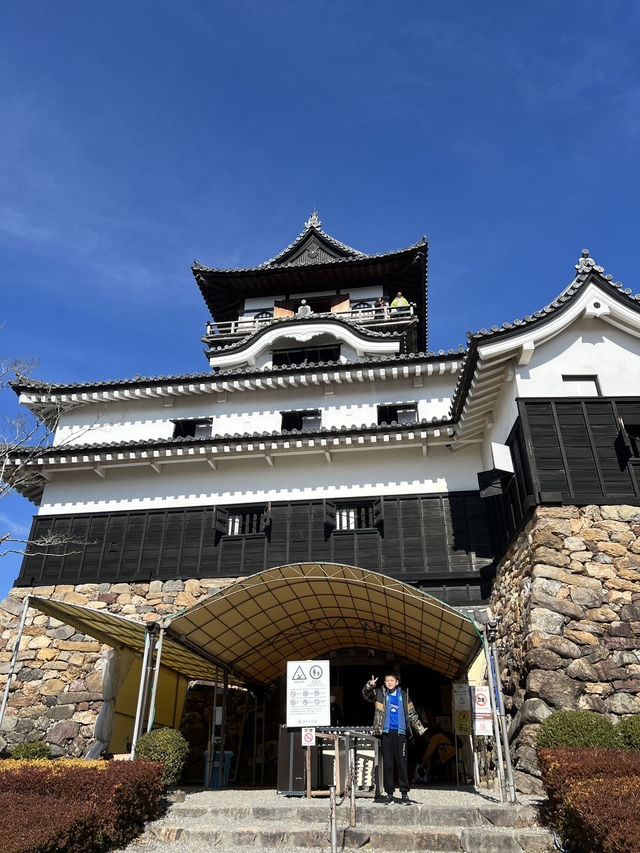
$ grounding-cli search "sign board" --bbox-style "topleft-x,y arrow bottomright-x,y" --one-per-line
472,686 -> 493,736
301,727 -> 316,747
453,683 -> 471,711
286,660 -> 330,728
455,710 -> 472,735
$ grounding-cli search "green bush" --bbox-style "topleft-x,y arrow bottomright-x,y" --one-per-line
11,741 -> 52,760
617,716 -> 640,751
134,727 -> 189,786
536,710 -> 621,750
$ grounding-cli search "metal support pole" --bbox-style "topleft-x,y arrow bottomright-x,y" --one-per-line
329,785 -> 338,853
207,668 -> 219,788
0,595 -> 30,729
488,622 -> 517,803
482,630 -> 506,801
131,629 -> 153,759
252,691 -> 258,786
217,670 -> 228,788
452,688 -> 459,786
349,744 -> 356,828
146,627 -> 164,733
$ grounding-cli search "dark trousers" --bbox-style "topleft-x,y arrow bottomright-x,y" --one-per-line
381,730 -> 409,794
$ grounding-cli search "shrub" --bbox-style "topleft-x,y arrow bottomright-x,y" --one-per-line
0,792 -> 98,853
134,727 -> 189,786
11,740 -> 52,760
0,759 -> 164,852
538,749 -> 640,853
536,710 -> 621,750
617,716 -> 640,751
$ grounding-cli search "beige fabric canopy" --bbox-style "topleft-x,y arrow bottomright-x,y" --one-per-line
29,564 -> 482,686
29,596 -> 228,682
165,563 -> 482,684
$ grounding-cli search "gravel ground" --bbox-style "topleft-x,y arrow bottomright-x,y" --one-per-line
114,786 -> 548,853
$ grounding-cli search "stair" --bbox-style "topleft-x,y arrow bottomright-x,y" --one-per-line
133,788 -> 554,852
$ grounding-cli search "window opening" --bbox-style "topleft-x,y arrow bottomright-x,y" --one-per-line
561,375 -> 602,396
172,419 -> 212,439
281,409 -> 322,432
377,403 -> 418,426
214,505 -> 271,540
272,345 -> 340,367
324,498 -> 384,535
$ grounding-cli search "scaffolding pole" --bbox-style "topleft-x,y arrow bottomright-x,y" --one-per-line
130,628 -> 154,759
487,621 -> 517,803
146,627 -> 164,733
0,596 -> 30,729
482,629 -> 506,802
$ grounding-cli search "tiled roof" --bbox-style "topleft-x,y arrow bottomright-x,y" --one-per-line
11,349 -> 465,396
191,211 -> 427,273
450,249 -> 636,419
9,417 -> 455,460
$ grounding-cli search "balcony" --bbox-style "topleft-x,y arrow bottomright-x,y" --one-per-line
202,304 -> 417,347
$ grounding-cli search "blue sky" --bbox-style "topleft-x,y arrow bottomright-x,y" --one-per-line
0,0 -> 638,595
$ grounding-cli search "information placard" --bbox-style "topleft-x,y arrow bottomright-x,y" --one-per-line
286,660 -> 330,728
471,686 -> 493,736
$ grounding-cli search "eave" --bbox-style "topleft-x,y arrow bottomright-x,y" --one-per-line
5,419 -> 458,505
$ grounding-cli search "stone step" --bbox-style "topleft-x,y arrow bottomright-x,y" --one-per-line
165,800 -> 541,828
148,822 -> 553,852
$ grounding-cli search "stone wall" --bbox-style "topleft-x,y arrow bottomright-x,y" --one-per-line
491,504 -> 640,793
0,577 -> 240,758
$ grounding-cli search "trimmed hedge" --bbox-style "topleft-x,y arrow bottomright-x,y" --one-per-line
0,759 -> 164,853
134,727 -> 189,786
536,710 -> 621,750
617,716 -> 640,751
539,749 -> 640,853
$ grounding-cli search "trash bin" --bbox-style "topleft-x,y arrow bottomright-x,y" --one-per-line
204,750 -> 233,787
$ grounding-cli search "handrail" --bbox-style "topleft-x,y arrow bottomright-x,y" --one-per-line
204,304 -> 417,340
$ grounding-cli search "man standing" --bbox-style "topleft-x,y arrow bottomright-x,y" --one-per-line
363,672 -> 426,804
390,291 -> 409,310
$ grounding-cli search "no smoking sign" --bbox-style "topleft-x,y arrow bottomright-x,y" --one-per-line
301,727 -> 316,746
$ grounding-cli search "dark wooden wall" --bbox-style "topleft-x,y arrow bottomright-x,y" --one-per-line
485,397 -> 640,557
16,492 -> 494,606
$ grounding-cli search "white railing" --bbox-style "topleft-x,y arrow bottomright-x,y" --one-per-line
204,304 -> 416,341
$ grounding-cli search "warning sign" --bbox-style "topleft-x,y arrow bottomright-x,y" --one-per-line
287,660 -> 330,728
301,727 -> 316,746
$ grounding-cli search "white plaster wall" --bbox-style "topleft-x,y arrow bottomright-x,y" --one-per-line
36,443 -> 483,515
515,318 -> 640,398
53,374 -> 458,447
481,379 -> 519,468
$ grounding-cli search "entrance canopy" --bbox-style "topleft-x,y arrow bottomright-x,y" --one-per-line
29,564 -> 482,685
166,563 -> 482,684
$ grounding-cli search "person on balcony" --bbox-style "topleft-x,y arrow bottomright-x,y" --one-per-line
390,292 -> 409,312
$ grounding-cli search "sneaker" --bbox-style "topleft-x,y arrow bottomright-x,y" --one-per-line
381,793 -> 393,805
401,792 -> 411,805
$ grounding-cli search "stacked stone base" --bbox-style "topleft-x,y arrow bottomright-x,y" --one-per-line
491,505 -> 640,793
0,578 -> 239,757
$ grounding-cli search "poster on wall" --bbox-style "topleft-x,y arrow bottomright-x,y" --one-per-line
286,660 -> 330,728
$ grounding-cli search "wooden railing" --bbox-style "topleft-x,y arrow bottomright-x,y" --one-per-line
203,304 -> 417,342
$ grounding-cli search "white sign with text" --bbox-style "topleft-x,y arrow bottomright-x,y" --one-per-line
286,660 -> 330,728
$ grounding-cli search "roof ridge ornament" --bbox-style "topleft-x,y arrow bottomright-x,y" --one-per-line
575,248 -> 604,275
304,210 -> 322,230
